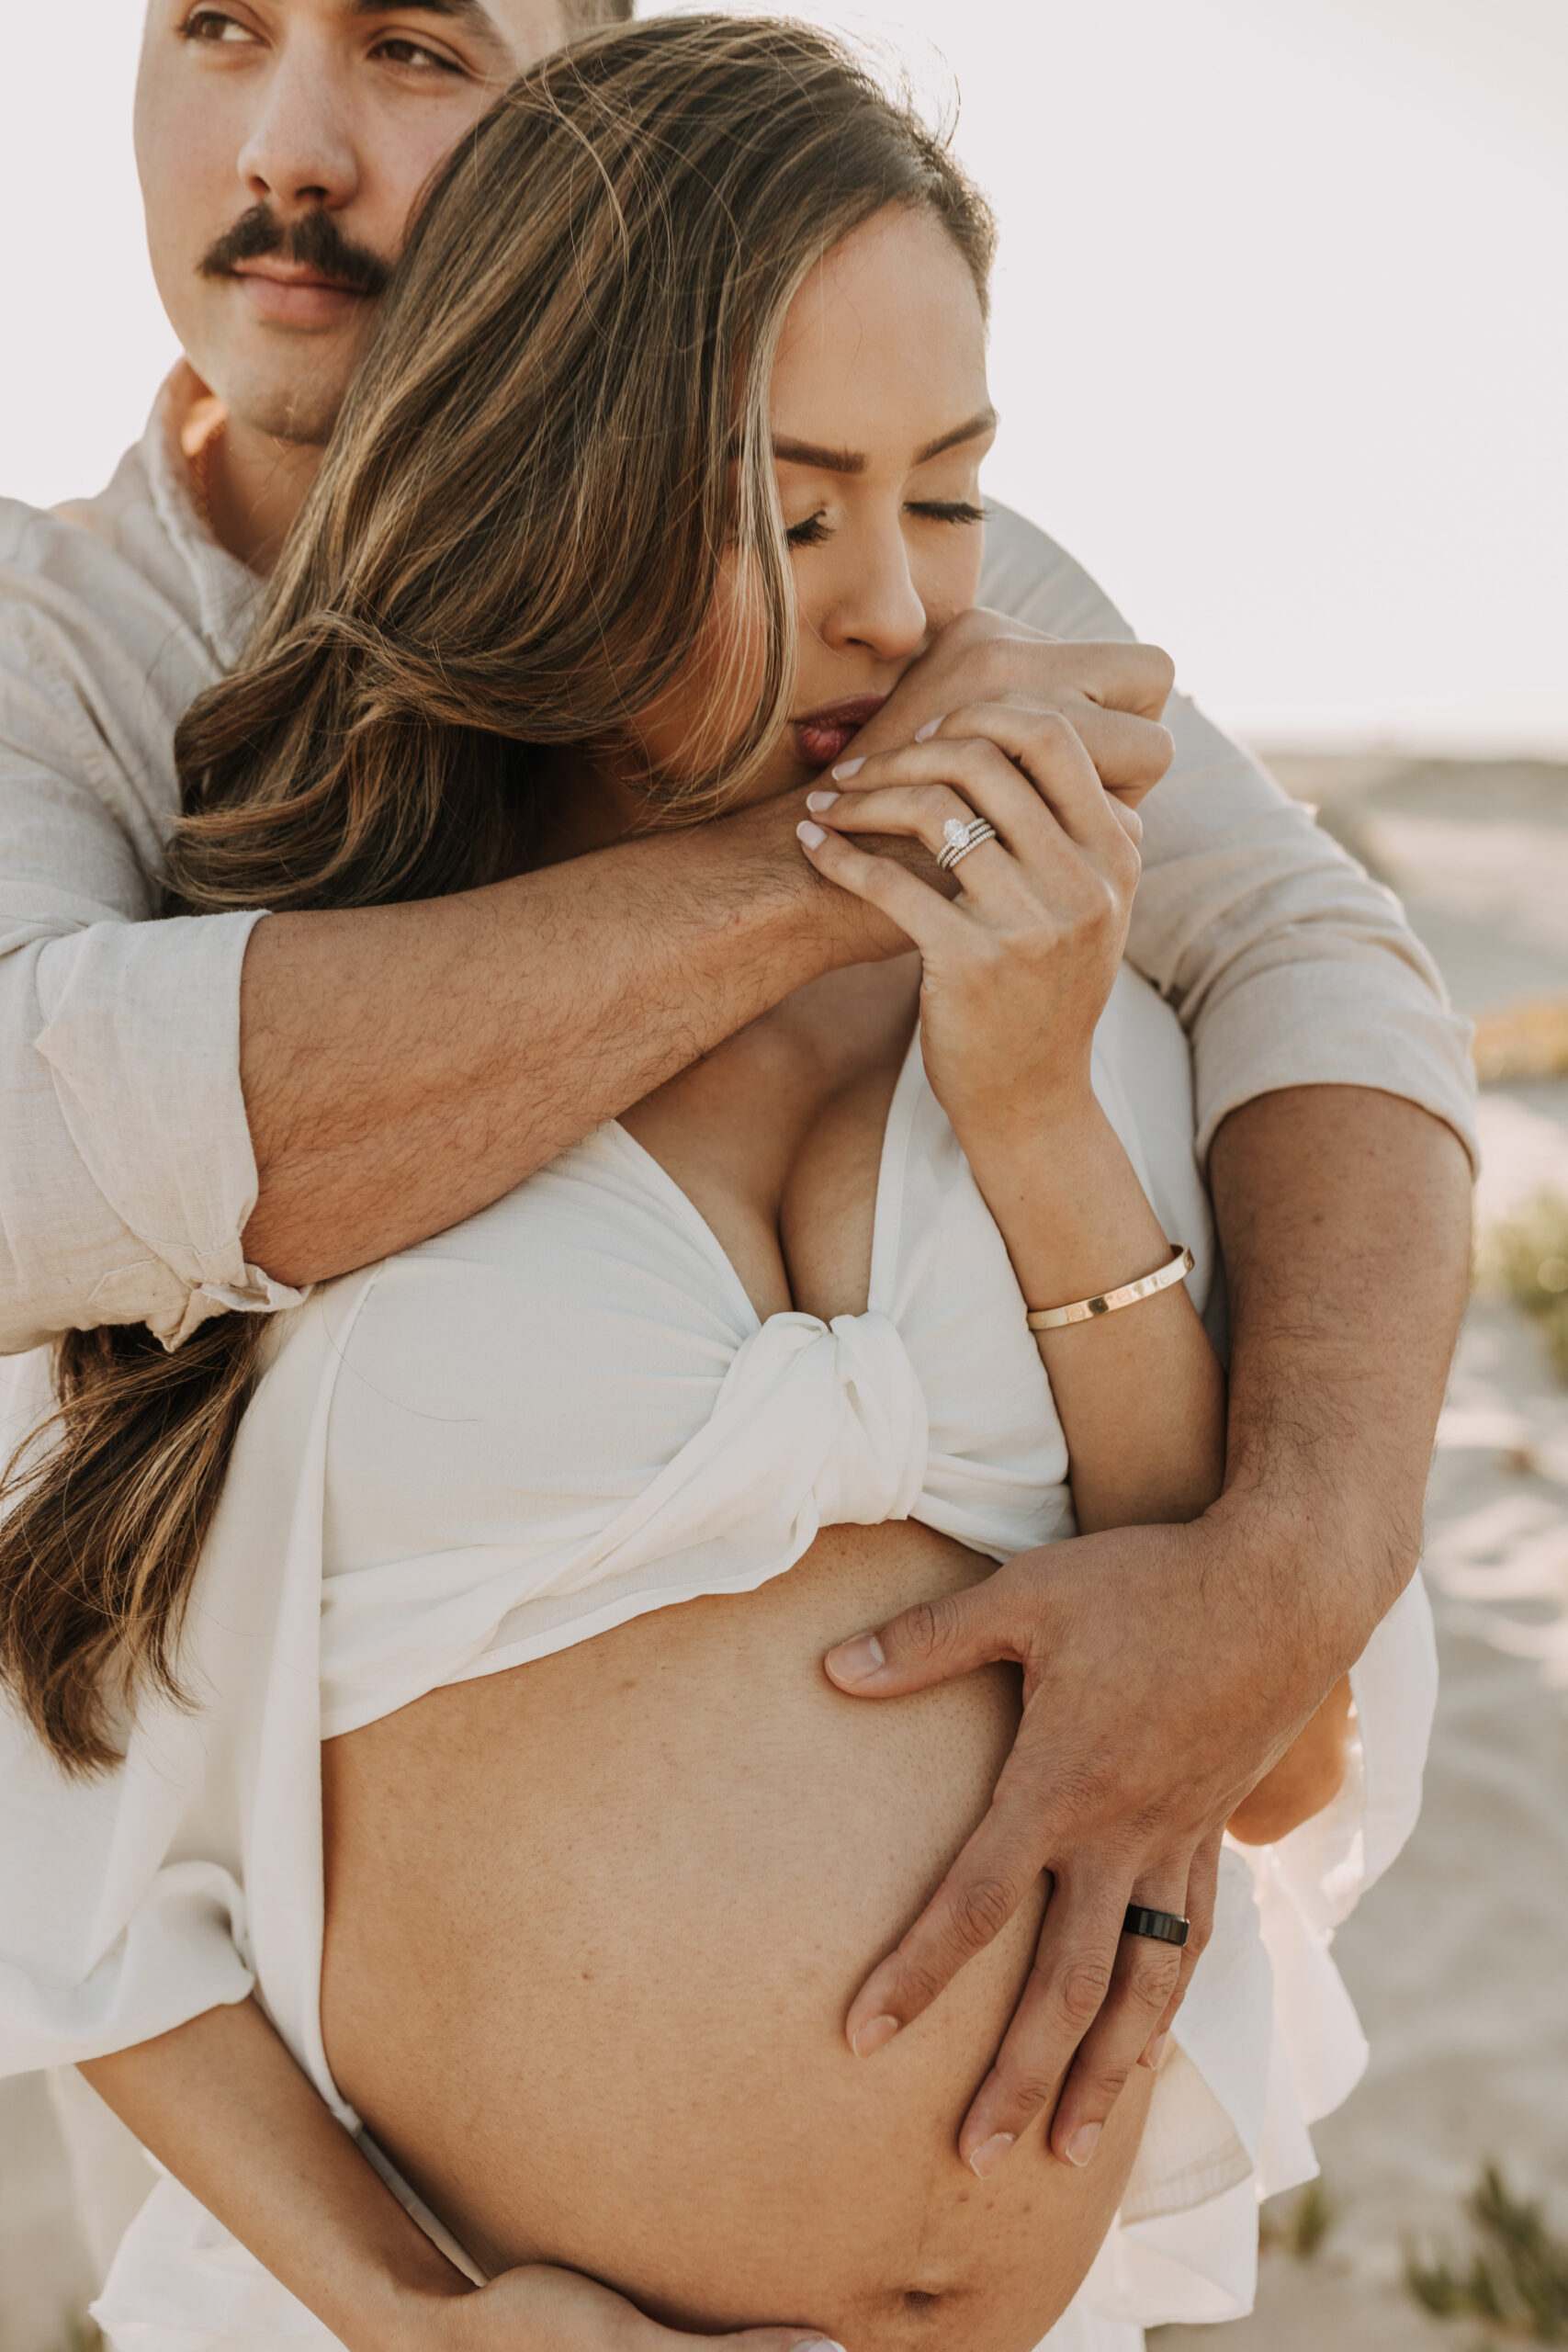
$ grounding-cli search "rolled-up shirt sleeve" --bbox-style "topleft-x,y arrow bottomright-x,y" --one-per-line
0,498 -> 302,1355
980,506 -> 1480,1170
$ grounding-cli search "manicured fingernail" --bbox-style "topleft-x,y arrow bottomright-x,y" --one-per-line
1066,2123 -> 1102,2167
806,789 -> 840,812
914,715 -> 946,741
851,2013 -> 900,2059
796,2339 -> 848,2351
797,820 -> 827,848
830,755 -> 864,780
1142,2031 -> 1168,2071
967,2132 -> 1015,2180
825,1632 -> 886,1684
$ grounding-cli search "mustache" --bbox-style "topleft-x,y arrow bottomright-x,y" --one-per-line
198,204 -> 393,298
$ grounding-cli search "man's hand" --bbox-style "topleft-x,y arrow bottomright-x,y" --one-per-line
822,1509 -> 1305,2177
821,1086 -> 1472,2180
849,611 -> 1174,815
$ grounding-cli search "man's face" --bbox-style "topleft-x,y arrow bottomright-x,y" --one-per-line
135,0 -> 569,447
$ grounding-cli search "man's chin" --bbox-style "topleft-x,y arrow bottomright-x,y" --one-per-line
191,300 -> 379,449
203,362 -> 350,453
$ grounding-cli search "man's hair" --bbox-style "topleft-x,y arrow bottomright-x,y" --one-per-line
564,0 -> 635,27
0,13 -> 993,1776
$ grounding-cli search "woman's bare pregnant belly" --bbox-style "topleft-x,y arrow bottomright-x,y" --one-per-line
321,1525 -> 1152,2352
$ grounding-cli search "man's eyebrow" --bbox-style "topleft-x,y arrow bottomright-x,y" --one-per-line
771,409 -> 998,478
347,0 -> 504,35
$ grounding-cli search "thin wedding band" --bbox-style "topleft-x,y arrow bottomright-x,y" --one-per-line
937,814 -> 998,874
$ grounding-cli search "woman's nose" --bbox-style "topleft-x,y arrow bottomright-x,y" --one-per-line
236,42 -> 362,216
817,528 -> 928,662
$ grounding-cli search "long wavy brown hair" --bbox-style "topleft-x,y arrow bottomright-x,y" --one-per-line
0,14 -> 995,1773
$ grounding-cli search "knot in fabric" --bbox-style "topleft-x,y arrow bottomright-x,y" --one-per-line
714,1308 -> 929,1531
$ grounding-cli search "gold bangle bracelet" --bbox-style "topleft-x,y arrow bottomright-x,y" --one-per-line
1025,1244 -> 1194,1331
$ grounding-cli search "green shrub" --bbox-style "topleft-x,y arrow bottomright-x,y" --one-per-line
1404,2163 -> 1568,2341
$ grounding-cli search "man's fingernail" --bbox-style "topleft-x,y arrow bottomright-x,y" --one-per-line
914,715 -> 947,741
797,820 -> 827,849
825,1632 -> 886,1684
851,2013 -> 900,2058
806,789 -> 840,812
1143,2031 -> 1168,2071
1066,2123 -> 1102,2167
830,755 -> 865,780
967,2132 -> 1015,2180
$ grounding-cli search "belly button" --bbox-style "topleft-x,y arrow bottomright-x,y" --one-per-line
900,2289 -> 944,2320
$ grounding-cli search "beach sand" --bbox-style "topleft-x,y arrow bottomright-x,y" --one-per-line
5,755 -> 1567,2352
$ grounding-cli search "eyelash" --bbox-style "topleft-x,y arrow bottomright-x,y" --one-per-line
178,8 -> 462,73
786,500 -> 988,549
179,7 -> 249,38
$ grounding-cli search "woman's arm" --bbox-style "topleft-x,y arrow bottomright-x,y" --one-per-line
83,2000 -> 471,2349
800,708 -> 1348,1817
82,2000 -> 840,2352
802,699 -> 1222,1534
964,1097 -> 1223,1535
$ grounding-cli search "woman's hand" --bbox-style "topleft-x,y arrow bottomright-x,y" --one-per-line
795,704 -> 1144,1144
427,2264 -> 842,2352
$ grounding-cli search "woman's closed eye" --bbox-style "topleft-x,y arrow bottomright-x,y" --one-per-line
786,499 -> 987,551
908,499 -> 988,527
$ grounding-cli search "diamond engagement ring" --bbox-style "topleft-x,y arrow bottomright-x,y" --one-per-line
936,814 -> 998,874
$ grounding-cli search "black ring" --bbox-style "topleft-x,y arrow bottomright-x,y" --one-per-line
1122,1904 -> 1190,1948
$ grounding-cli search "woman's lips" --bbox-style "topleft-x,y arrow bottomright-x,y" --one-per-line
791,695 -> 887,769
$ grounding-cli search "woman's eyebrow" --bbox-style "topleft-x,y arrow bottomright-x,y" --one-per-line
771,408 -> 998,476
914,408 -> 998,464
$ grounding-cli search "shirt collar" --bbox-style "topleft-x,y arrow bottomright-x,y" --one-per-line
141,360 -> 267,671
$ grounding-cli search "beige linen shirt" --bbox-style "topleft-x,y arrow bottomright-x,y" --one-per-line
0,367 -> 1476,1357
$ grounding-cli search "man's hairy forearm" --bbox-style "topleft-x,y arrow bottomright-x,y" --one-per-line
241,795 -> 863,1286
1208,1083 -> 1472,1669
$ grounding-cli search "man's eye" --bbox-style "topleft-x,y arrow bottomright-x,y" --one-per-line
786,514 -> 830,549
376,36 -> 464,74
181,9 -> 255,41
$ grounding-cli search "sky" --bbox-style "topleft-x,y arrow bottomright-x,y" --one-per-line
3,0 -> 1563,752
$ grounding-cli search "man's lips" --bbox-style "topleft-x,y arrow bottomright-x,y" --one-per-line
228,262 -> 372,325
791,695 -> 888,769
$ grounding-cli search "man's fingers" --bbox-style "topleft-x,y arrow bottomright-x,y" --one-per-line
845,614 -> 1176,785
944,1867 -> 1161,2175
1066,703 -> 1175,801
921,614 -> 1177,729
823,1564 -> 1024,1697
1142,1827 -> 1224,2059
1037,1874 -> 1190,2167
842,1776 -> 1048,2057
795,821 -> 965,955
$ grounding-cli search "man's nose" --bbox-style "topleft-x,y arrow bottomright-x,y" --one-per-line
818,527 -> 928,662
236,42 -> 361,216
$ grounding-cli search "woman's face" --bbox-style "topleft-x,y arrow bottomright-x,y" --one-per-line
629,202 -> 996,803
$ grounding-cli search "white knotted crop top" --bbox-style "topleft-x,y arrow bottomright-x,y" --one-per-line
0,964 -> 1438,2351
315,965 -> 1213,1736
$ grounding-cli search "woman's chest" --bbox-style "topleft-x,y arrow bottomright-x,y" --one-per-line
617,957 -> 920,1322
